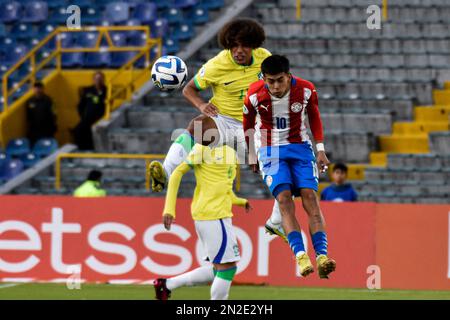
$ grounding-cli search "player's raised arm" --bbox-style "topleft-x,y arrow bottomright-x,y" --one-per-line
307,86 -> 330,173
162,162 -> 191,230
242,91 -> 258,171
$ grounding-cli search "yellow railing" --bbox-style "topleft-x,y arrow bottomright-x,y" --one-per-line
1,25 -> 161,118
55,153 -> 165,191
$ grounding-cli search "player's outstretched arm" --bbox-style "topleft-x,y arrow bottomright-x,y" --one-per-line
307,87 -> 330,173
182,79 -> 218,117
162,162 -> 191,230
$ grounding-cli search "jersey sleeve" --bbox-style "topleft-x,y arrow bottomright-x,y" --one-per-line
163,162 -> 191,218
193,60 -> 216,91
242,91 -> 257,160
307,85 -> 324,143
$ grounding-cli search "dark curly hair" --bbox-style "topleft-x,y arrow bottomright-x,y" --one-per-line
218,18 -> 265,49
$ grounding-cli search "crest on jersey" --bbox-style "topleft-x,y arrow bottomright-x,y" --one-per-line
199,66 -> 205,78
291,102 -> 303,113
266,175 -> 273,187
257,71 -> 263,80
243,105 -> 249,115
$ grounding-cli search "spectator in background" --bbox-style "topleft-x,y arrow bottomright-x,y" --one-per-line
26,82 -> 57,145
73,170 -> 107,197
321,163 -> 358,202
73,71 -> 107,150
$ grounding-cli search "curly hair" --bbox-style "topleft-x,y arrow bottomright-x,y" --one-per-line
218,18 -> 265,49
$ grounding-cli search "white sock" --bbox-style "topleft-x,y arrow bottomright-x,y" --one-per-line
211,277 -> 232,300
269,200 -> 282,225
163,132 -> 195,178
166,265 -> 214,291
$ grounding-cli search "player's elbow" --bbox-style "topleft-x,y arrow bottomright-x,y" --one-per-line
182,80 -> 196,98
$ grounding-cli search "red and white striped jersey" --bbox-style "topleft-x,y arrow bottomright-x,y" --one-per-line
243,76 -> 324,148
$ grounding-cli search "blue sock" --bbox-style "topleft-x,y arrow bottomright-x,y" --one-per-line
311,231 -> 328,256
287,231 -> 306,257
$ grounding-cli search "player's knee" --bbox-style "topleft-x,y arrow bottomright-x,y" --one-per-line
301,190 -> 319,207
277,191 -> 293,207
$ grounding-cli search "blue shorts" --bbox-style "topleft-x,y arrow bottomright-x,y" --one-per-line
258,143 -> 319,197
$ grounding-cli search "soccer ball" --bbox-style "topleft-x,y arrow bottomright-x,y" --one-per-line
151,55 -> 188,91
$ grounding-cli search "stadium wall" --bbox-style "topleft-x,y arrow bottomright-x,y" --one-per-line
0,196 -> 448,290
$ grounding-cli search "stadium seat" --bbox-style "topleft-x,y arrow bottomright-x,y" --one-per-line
83,7 -> 101,25
3,44 -> 28,67
172,22 -> 194,41
32,138 -> 58,158
131,2 -> 158,24
164,7 -> 183,25
174,0 -> 198,9
46,0 -> 68,9
10,23 -> 35,40
6,138 -> 30,158
0,1 -> 22,24
150,18 -> 169,39
78,32 -> 111,68
188,5 -> 210,25
200,0 -> 224,10
164,38 -> 180,54
105,2 -> 130,24
20,153 -> 39,168
110,32 -> 128,47
0,159 -> 24,180
22,1 -> 48,23
149,0 -> 172,9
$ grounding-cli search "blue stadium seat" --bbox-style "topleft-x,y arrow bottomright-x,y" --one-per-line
11,23 -> 35,40
128,31 -> 147,46
131,2 -> 158,24
164,7 -> 183,25
6,138 -> 30,158
0,1 -> 22,24
149,0 -> 172,9
70,0 -> 91,9
4,44 -> 28,67
22,1 -> 48,23
20,153 -> 39,168
32,138 -> 58,158
0,24 -> 6,37
111,51 -> 135,68
0,159 -> 24,180
110,32 -> 128,47
188,5 -> 210,24
83,7 -> 101,25
47,0 -> 68,9
150,18 -> 169,39
62,52 -> 84,68
49,6 -> 69,25
200,0 -> 223,10
172,22 -> 194,41
105,2 -> 130,24
164,38 -> 180,54
174,0 -> 198,9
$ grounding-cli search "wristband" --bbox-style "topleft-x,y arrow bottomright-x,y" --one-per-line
316,143 -> 325,152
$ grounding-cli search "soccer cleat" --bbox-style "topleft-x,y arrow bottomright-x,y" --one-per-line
149,161 -> 167,192
296,253 -> 314,277
153,278 -> 171,300
316,254 -> 336,279
264,219 -> 288,243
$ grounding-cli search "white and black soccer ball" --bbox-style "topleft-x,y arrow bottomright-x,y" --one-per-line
151,55 -> 188,91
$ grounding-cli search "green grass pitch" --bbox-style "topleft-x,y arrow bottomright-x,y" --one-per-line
1,283 -> 450,300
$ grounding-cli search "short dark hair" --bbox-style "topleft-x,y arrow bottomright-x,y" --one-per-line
261,55 -> 290,76
34,81 -> 44,89
218,18 -> 265,49
333,163 -> 348,173
87,170 -> 102,181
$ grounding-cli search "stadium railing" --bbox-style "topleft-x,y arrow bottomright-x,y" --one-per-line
0,25 -> 161,148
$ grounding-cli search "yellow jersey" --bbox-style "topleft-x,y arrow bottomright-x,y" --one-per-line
163,144 -> 247,221
193,48 -> 271,122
